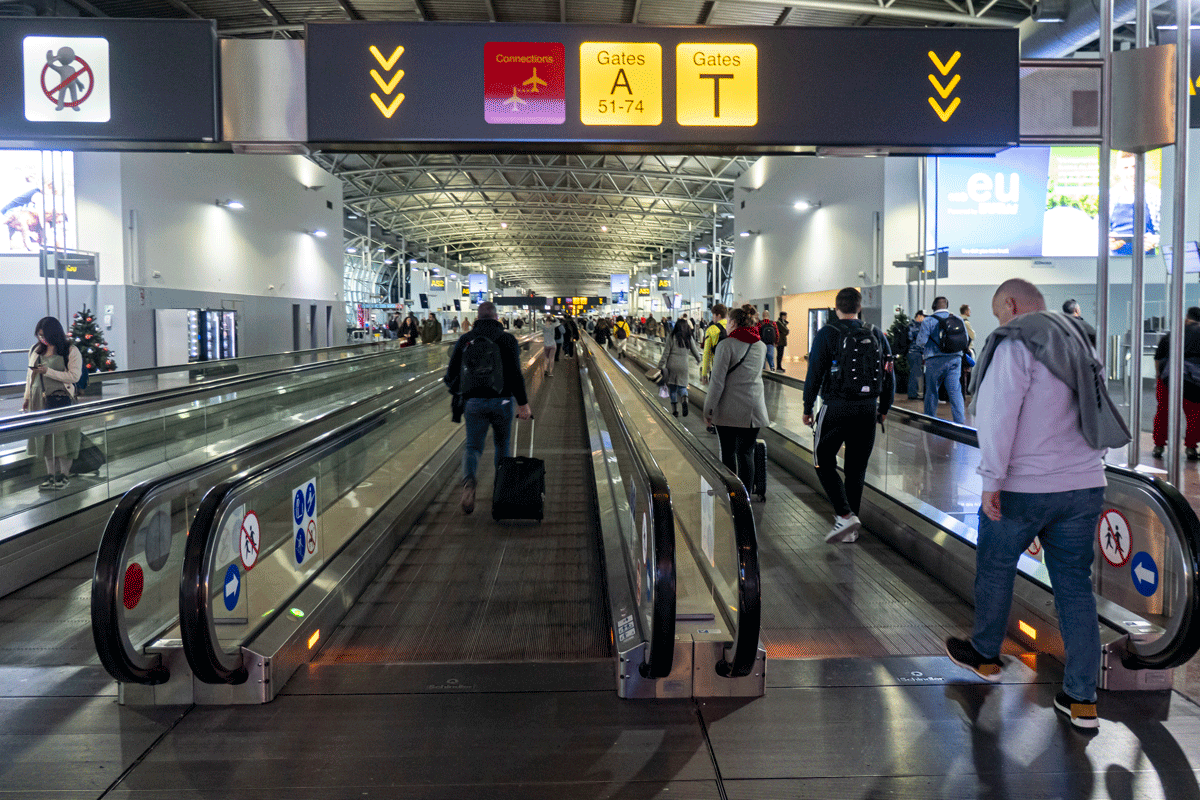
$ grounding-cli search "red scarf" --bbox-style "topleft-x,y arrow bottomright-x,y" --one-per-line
729,327 -> 761,344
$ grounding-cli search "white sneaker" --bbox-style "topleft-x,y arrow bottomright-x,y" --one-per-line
825,514 -> 861,543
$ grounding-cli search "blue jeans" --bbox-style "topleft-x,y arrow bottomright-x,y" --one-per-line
907,351 -> 922,399
462,396 -> 514,483
764,346 -> 776,370
971,487 -> 1105,702
667,383 -> 689,403
924,355 -> 965,423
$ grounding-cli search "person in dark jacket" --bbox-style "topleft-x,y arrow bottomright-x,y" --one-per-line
802,287 -> 895,544
775,312 -> 790,372
1151,306 -> 1200,459
562,315 -> 579,358
398,314 -> 420,346
444,302 -> 532,514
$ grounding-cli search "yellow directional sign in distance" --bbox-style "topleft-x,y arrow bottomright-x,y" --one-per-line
676,44 -> 757,127
579,43 -> 662,126
369,45 -> 405,119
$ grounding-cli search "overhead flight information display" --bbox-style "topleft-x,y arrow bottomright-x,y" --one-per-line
306,23 -> 1018,153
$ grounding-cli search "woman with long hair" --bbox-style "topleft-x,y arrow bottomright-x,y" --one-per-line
702,306 -> 770,496
657,317 -> 700,416
22,316 -> 82,490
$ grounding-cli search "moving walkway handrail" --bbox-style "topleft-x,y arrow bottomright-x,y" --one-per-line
91,365 -> 451,685
0,337 -> 403,396
596,335 -> 761,678
581,345 -> 677,679
762,369 -> 1200,670
178,334 -> 539,685
0,341 -> 449,438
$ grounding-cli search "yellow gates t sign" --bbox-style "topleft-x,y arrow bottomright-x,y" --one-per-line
675,43 -> 757,127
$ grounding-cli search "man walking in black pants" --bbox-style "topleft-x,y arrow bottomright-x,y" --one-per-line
802,287 -> 894,543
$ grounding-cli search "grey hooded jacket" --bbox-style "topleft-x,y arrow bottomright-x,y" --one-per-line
969,311 -> 1131,450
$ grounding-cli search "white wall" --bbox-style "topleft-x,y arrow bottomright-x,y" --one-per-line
70,152 -> 345,368
731,156 -> 886,307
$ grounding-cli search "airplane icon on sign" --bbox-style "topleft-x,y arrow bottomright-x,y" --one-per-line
502,86 -> 527,108
522,67 -> 548,92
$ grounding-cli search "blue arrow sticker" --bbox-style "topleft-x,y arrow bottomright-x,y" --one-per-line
223,564 -> 241,612
293,489 -> 305,527
1130,551 -> 1159,598
305,482 -> 317,518
295,528 -> 306,564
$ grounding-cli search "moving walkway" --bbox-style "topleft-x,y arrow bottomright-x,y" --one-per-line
90,339 -> 762,702
0,341 -> 452,598
619,333 -> 1200,689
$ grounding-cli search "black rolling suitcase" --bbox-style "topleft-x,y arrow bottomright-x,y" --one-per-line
753,438 -> 767,501
493,418 -> 545,521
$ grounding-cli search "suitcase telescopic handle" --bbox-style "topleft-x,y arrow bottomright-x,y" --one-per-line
517,416 -> 535,458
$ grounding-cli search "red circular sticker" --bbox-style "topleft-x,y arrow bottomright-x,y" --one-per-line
1097,509 -> 1133,568
123,563 -> 144,610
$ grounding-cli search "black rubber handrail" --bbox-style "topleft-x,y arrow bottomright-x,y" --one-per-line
91,365 -> 450,685
1,337 -> 402,394
601,336 -> 761,678
762,369 -> 1200,670
1,341 -> 450,436
582,343 -> 677,679
179,334 -> 541,685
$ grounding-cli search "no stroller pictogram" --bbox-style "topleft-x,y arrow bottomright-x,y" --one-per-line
40,47 -> 94,111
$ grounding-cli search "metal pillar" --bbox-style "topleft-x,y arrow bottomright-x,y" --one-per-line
1128,0 -> 1151,468
1096,0 -> 1114,367
1168,0 -> 1191,487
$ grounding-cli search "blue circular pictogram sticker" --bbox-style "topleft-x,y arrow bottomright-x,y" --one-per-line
305,482 -> 316,518
1130,551 -> 1159,598
223,564 -> 241,612
295,527 -> 306,564
293,489 -> 305,526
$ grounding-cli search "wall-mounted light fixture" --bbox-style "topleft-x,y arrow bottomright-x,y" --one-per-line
346,246 -> 357,253
739,230 -> 759,238
793,200 -> 822,211
216,199 -> 244,210
305,229 -> 328,238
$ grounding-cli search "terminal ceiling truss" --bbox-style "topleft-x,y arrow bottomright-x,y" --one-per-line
311,152 -> 753,294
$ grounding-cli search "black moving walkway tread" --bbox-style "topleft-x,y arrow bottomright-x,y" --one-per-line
315,359 -> 612,663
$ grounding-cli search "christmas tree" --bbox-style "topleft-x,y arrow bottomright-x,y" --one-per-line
887,308 -> 911,387
69,305 -> 117,385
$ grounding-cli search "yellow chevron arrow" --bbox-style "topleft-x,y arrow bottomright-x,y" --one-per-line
929,96 -> 961,122
369,45 -> 404,71
928,73 -> 960,99
928,50 -> 961,76
371,92 -> 405,119
371,69 -> 405,94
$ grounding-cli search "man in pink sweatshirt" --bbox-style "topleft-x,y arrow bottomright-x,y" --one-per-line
945,278 -> 1115,732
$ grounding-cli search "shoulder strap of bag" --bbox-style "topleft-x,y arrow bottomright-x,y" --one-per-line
726,341 -> 753,377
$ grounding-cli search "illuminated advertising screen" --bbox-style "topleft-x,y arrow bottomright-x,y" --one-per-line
934,147 -> 1161,258
1,150 -> 74,254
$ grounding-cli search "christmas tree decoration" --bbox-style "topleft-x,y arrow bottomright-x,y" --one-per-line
69,305 -> 117,394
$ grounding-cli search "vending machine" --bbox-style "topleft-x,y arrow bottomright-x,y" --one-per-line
201,310 -> 238,360
154,309 -> 202,366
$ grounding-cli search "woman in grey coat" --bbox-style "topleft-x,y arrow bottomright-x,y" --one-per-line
703,306 -> 770,494
658,317 -> 701,416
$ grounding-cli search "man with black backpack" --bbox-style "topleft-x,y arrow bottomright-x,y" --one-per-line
444,302 -> 532,515
759,312 -> 779,371
802,288 -> 894,543
916,296 -> 968,424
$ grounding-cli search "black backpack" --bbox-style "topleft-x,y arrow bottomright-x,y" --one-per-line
615,324 -> 627,340
707,322 -> 727,345
934,313 -> 970,353
829,321 -> 885,400
760,320 -> 777,345
459,333 -> 506,397
892,323 -> 911,355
